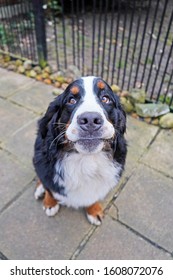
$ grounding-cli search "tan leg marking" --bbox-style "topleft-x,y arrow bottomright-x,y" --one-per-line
86,202 -> 104,226
43,190 -> 57,208
43,191 -> 60,217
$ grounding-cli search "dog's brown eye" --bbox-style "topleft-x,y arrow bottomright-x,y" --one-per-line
68,98 -> 77,105
102,96 -> 110,104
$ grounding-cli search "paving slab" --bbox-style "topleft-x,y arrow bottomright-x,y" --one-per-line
0,150 -> 35,212
0,68 -> 34,98
140,129 -> 173,178
126,117 -> 159,151
115,163 -> 173,252
0,98 -> 37,143
3,117 -> 39,169
0,184 -> 92,260
9,80 -> 55,114
123,117 -> 159,177
77,216 -> 172,260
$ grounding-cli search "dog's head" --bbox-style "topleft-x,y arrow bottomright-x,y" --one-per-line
39,76 -> 126,154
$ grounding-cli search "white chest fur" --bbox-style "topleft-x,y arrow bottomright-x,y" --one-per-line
53,152 -> 122,208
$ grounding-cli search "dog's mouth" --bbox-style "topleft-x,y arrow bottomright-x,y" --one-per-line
65,137 -> 114,154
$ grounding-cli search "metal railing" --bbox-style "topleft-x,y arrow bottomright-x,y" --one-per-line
0,0 -> 173,106
0,0 -> 38,61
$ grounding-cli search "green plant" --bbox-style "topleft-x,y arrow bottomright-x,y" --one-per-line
0,24 -> 14,48
47,0 -> 62,16
159,94 -> 171,105
0,24 -> 7,46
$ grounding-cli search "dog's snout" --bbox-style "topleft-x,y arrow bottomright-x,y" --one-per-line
77,112 -> 103,131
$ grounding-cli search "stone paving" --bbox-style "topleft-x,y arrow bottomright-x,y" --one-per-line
0,68 -> 173,260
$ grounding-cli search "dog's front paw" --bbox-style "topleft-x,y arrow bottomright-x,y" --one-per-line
43,190 -> 59,217
86,213 -> 102,226
86,202 -> 104,226
43,204 -> 60,217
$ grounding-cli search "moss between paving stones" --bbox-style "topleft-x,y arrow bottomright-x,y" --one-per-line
0,54 -> 173,129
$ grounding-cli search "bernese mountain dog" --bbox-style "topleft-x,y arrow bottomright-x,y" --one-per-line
33,76 -> 127,225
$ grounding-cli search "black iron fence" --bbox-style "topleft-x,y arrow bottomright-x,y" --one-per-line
0,1 -> 38,61
0,0 -> 173,106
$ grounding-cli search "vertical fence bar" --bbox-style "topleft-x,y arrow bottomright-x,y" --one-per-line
60,0 -> 67,69
117,0 -> 127,86
2,2 -> 13,52
27,1 -> 38,61
167,68 -> 173,107
91,0 -> 96,74
51,2 -> 60,70
145,0 -> 169,94
71,0 -> 76,66
20,3 -> 29,58
111,0 -> 121,85
140,0 -> 160,85
122,0 -> 135,89
163,69 -> 173,106
150,10 -> 173,99
7,1 -> 21,55
76,0 -> 80,70
81,0 -> 85,76
157,41 -> 173,102
127,2 -> 142,90
30,2 -> 38,61
24,1 -> 35,60
21,1 -> 32,60
100,0 -> 108,78
96,0 -> 103,76
133,0 -> 152,88
32,0 -> 47,67
106,0 -> 115,82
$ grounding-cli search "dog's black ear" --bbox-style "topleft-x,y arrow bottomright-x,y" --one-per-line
118,103 -> 126,134
39,94 -> 64,138
111,93 -> 126,135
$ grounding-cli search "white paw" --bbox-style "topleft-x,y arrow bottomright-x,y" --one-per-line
87,214 -> 102,226
43,204 -> 60,217
34,184 -> 45,200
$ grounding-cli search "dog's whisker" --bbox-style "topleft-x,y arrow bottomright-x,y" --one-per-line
53,122 -> 67,127
49,131 -> 66,149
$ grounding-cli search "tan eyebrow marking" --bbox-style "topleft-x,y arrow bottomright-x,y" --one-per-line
97,80 -> 105,89
70,86 -> 79,95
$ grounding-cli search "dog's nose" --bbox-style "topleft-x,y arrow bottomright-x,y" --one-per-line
77,112 -> 103,131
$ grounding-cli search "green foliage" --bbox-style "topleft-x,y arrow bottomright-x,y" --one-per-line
0,10 -> 34,51
0,24 -> 6,46
0,24 -> 14,47
47,0 -> 62,16
159,95 -> 171,105
38,52 -> 48,68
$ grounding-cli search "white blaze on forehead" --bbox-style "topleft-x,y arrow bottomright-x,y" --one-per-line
77,76 -> 102,113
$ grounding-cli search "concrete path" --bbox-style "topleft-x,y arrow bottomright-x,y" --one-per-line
0,68 -> 173,260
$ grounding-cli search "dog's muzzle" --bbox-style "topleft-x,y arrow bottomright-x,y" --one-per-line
66,111 -> 115,154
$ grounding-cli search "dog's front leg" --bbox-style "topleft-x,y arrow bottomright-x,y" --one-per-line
34,179 -> 45,200
43,190 -> 60,217
86,202 -> 104,226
